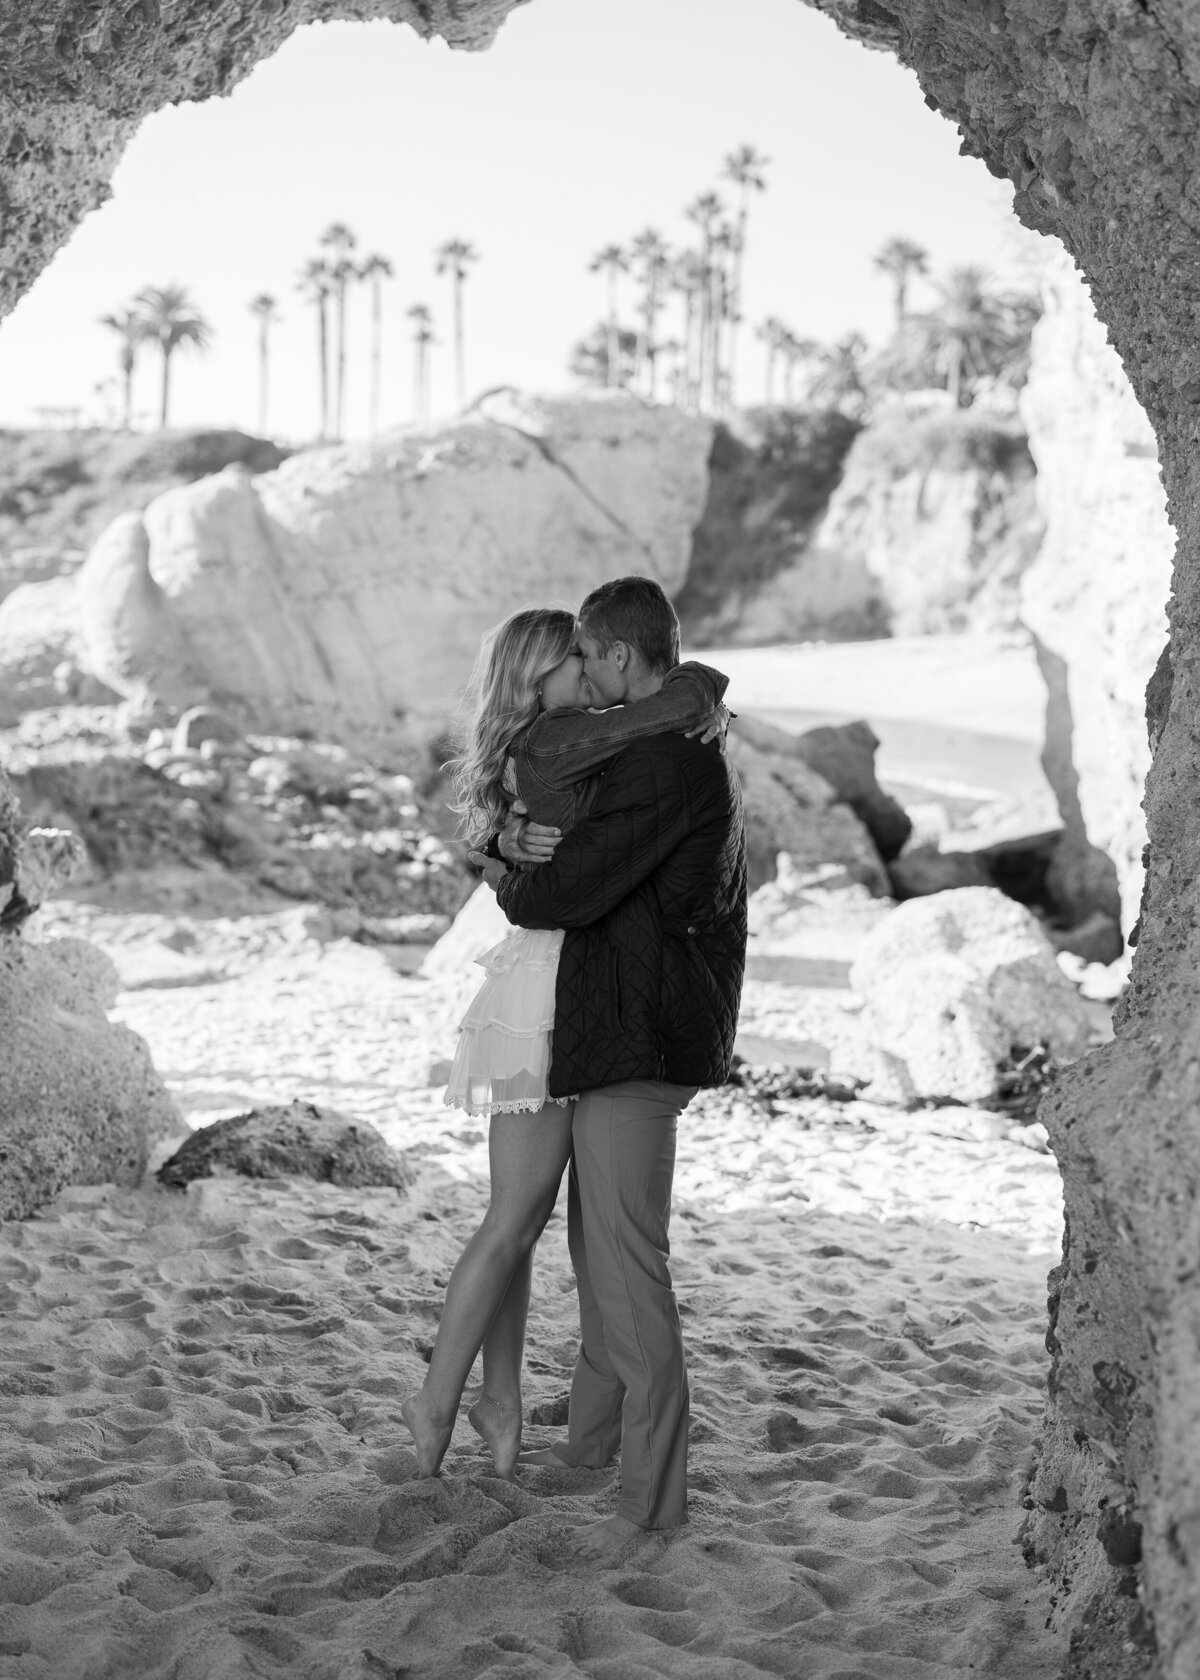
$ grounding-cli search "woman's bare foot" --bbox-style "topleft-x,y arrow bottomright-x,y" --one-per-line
516,1440 -> 575,1467
467,1391 -> 522,1479
399,1390 -> 455,1477
568,1514 -> 645,1562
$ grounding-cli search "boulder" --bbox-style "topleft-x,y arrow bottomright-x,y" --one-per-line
156,1102 -> 415,1191
0,826 -> 87,930
849,886 -> 1091,1103
73,392 -> 713,737
172,705 -> 241,752
0,933 -> 179,1219
731,711 -> 911,862
889,845 -> 992,900
0,574 -> 105,719
726,733 -> 890,895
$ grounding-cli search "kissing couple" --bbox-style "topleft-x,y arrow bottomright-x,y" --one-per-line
402,574 -> 748,1562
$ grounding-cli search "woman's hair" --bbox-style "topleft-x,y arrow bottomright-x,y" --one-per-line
447,605 -> 576,843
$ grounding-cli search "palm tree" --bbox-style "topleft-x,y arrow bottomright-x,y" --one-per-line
809,332 -> 870,416
779,330 -> 821,404
722,144 -> 769,407
709,220 -> 738,412
756,315 -> 789,403
297,257 -> 334,440
133,284 -> 212,428
916,265 -> 1012,406
320,222 -> 358,438
629,229 -> 671,399
248,293 -> 280,436
873,236 -> 930,330
588,244 -> 629,391
435,238 -> 479,412
671,251 -> 706,413
407,303 -> 435,424
684,192 -> 724,412
98,305 -> 147,429
359,253 -> 394,436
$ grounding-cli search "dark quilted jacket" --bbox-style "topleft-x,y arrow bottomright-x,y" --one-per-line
497,731 -> 748,1096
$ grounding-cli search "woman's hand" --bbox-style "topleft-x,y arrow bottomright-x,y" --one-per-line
684,702 -> 732,747
468,852 -> 511,891
499,799 -> 563,865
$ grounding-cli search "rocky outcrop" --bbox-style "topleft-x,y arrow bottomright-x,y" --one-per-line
71,391 -> 712,735
807,403 -> 1043,636
677,408 -> 874,645
850,887 -> 1091,1104
1019,253 -> 1173,942
156,1102 -> 415,1191
0,804 -> 179,1218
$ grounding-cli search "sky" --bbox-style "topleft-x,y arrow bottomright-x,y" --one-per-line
0,0 -> 1039,441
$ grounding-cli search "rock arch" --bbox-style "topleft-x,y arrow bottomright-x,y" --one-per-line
2,2 -> 1196,1672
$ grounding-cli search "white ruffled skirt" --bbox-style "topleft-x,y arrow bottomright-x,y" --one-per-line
443,926 -> 574,1116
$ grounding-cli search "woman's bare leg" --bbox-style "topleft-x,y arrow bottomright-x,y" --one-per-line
468,1247 -> 535,1476
401,1102 -> 572,1477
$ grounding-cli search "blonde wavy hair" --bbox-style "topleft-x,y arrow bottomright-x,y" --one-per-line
448,606 -> 577,844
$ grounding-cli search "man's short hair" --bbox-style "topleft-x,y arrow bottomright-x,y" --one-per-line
578,575 -> 680,676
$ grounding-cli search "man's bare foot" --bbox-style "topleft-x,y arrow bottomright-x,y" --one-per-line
467,1391 -> 522,1480
399,1390 -> 455,1477
516,1441 -> 575,1468
568,1515 -> 645,1561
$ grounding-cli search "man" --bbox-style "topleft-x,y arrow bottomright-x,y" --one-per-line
474,575 -> 747,1561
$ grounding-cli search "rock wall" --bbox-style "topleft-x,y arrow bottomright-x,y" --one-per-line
1019,252 -> 1174,941
811,404 -> 1043,636
72,391 -> 712,734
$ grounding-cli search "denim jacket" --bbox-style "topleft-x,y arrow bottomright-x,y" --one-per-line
507,660 -> 729,833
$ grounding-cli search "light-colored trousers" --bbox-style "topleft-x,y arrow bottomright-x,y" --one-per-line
556,1078 -> 697,1530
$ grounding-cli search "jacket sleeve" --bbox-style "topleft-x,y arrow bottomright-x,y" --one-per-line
498,742 -> 700,930
517,661 -> 728,794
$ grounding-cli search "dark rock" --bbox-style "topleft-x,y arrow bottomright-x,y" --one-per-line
156,1101 -> 415,1192
172,706 -> 240,753
889,845 -> 992,899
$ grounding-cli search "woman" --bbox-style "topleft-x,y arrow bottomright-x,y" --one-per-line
401,605 -> 726,1480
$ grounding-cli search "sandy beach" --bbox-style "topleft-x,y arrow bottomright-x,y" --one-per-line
0,895 -> 1066,1679
0,636 -> 1076,1677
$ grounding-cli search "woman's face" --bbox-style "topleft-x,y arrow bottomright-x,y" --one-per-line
539,648 -> 592,711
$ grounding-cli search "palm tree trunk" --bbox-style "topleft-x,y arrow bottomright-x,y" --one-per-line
605,267 -> 619,389
122,357 -> 134,431
727,204 -> 748,409
765,340 -> 776,405
258,319 -> 269,436
317,301 -> 329,441
335,283 -> 348,438
159,349 -> 171,428
370,280 -> 382,436
454,277 -> 466,411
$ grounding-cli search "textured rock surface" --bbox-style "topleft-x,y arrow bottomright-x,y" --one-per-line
1020,252 -> 1173,941
849,887 -> 1091,1104
0,931 -> 178,1219
807,404 -> 1043,636
733,712 -> 912,864
73,391 -> 712,733
156,1101 -> 415,1191
726,734 -> 889,896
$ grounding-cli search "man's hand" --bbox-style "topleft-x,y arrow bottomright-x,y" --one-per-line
468,851 -> 511,891
499,798 -> 563,865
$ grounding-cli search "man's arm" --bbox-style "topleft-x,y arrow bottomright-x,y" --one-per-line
497,745 -> 697,930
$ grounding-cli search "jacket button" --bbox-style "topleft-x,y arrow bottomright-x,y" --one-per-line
686,924 -> 697,935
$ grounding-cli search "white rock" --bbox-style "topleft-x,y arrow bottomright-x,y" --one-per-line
849,886 -> 1091,1103
74,392 -> 713,736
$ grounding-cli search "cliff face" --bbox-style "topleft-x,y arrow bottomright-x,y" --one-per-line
811,406 -> 1043,637
1019,252 -> 1174,940
71,391 -> 712,733
679,403 -> 1039,647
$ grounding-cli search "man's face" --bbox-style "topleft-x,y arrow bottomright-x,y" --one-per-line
575,624 -> 627,707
